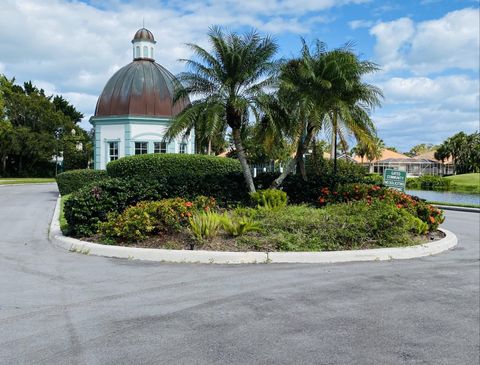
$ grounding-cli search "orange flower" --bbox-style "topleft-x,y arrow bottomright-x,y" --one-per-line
319,198 -> 325,204
429,216 -> 435,223
396,204 -> 403,209
184,202 -> 193,208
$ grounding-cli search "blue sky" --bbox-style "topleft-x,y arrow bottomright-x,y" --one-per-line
0,0 -> 478,152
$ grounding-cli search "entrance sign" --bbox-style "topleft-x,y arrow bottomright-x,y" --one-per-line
383,169 -> 407,191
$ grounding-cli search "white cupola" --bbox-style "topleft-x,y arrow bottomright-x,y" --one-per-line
131,28 -> 156,61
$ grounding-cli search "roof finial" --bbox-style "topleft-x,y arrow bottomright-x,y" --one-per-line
143,17 -> 145,28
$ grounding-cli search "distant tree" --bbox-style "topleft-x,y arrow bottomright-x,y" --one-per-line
53,95 -> 84,123
435,132 -> 480,174
0,75 -> 89,176
385,146 -> 399,153
407,143 -> 435,157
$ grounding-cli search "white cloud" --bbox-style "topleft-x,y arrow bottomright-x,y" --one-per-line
370,18 -> 415,70
380,75 -> 479,111
349,19 -> 373,30
375,107 -> 479,151
370,8 -> 480,74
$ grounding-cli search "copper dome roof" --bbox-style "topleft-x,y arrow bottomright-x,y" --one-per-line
94,60 -> 189,118
132,28 -> 155,43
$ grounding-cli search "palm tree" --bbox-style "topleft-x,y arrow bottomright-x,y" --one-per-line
164,100 -> 225,154
168,27 -> 278,192
351,141 -> 369,164
319,47 -> 382,175
364,137 -> 384,172
266,40 -> 382,188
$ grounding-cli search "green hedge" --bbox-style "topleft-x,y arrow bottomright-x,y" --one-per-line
64,174 -> 249,237
56,169 -> 108,195
107,154 -> 242,181
406,175 -> 451,191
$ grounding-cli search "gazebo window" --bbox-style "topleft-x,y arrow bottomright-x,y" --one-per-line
135,46 -> 140,58
143,46 -> 148,58
108,142 -> 119,161
154,142 -> 167,153
135,142 -> 148,155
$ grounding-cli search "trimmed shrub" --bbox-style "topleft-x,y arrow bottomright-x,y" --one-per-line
99,197 -> 214,243
64,172 -> 246,237
106,153 -> 242,181
64,178 -> 168,237
56,169 -> 108,195
406,175 -> 451,191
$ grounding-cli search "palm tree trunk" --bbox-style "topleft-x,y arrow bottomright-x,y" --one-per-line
332,111 -> 338,176
271,125 -> 314,189
232,128 -> 255,193
207,138 -> 212,155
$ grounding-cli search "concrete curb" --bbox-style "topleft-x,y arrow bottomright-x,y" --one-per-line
0,182 -> 56,187
432,204 -> 480,213
50,196 -> 458,264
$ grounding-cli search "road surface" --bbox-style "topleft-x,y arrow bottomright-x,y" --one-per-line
0,184 -> 478,364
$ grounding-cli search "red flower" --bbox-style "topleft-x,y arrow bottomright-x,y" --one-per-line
319,198 -> 325,204
396,204 -> 403,209
184,202 -> 193,208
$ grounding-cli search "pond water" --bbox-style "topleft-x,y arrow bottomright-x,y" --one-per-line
406,190 -> 480,206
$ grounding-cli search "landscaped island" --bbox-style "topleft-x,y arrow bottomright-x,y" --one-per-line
58,154 -> 444,253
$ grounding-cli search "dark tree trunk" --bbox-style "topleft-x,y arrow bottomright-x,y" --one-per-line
332,111 -> 338,177
232,128 -> 255,193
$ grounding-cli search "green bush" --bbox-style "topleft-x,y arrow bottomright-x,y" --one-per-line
64,178 -> 168,237
317,183 -> 444,231
56,169 -> 108,195
406,175 -> 451,191
243,200 -> 424,251
99,197 -> 210,243
250,189 -> 287,210
107,153 -> 241,181
364,173 -> 383,185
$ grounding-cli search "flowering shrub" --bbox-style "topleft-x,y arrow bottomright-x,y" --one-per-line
98,196 -> 217,243
318,183 -> 444,231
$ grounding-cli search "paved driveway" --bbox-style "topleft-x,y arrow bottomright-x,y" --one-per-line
0,184 -> 478,365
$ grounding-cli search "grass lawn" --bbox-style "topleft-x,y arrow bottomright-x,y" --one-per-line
59,194 -> 71,234
0,178 -> 56,185
445,173 -> 480,193
428,201 -> 480,209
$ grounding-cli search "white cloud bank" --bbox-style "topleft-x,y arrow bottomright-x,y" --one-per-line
370,8 -> 480,74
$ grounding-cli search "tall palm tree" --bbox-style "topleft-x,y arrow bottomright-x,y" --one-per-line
266,40 -> 382,188
318,47 -> 382,175
168,27 -> 278,192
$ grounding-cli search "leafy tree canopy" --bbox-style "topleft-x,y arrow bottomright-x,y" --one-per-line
0,75 -> 91,177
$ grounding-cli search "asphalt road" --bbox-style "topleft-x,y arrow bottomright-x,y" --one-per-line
0,184 -> 478,365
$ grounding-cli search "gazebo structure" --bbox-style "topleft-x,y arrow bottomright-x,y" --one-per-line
90,28 -> 193,170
